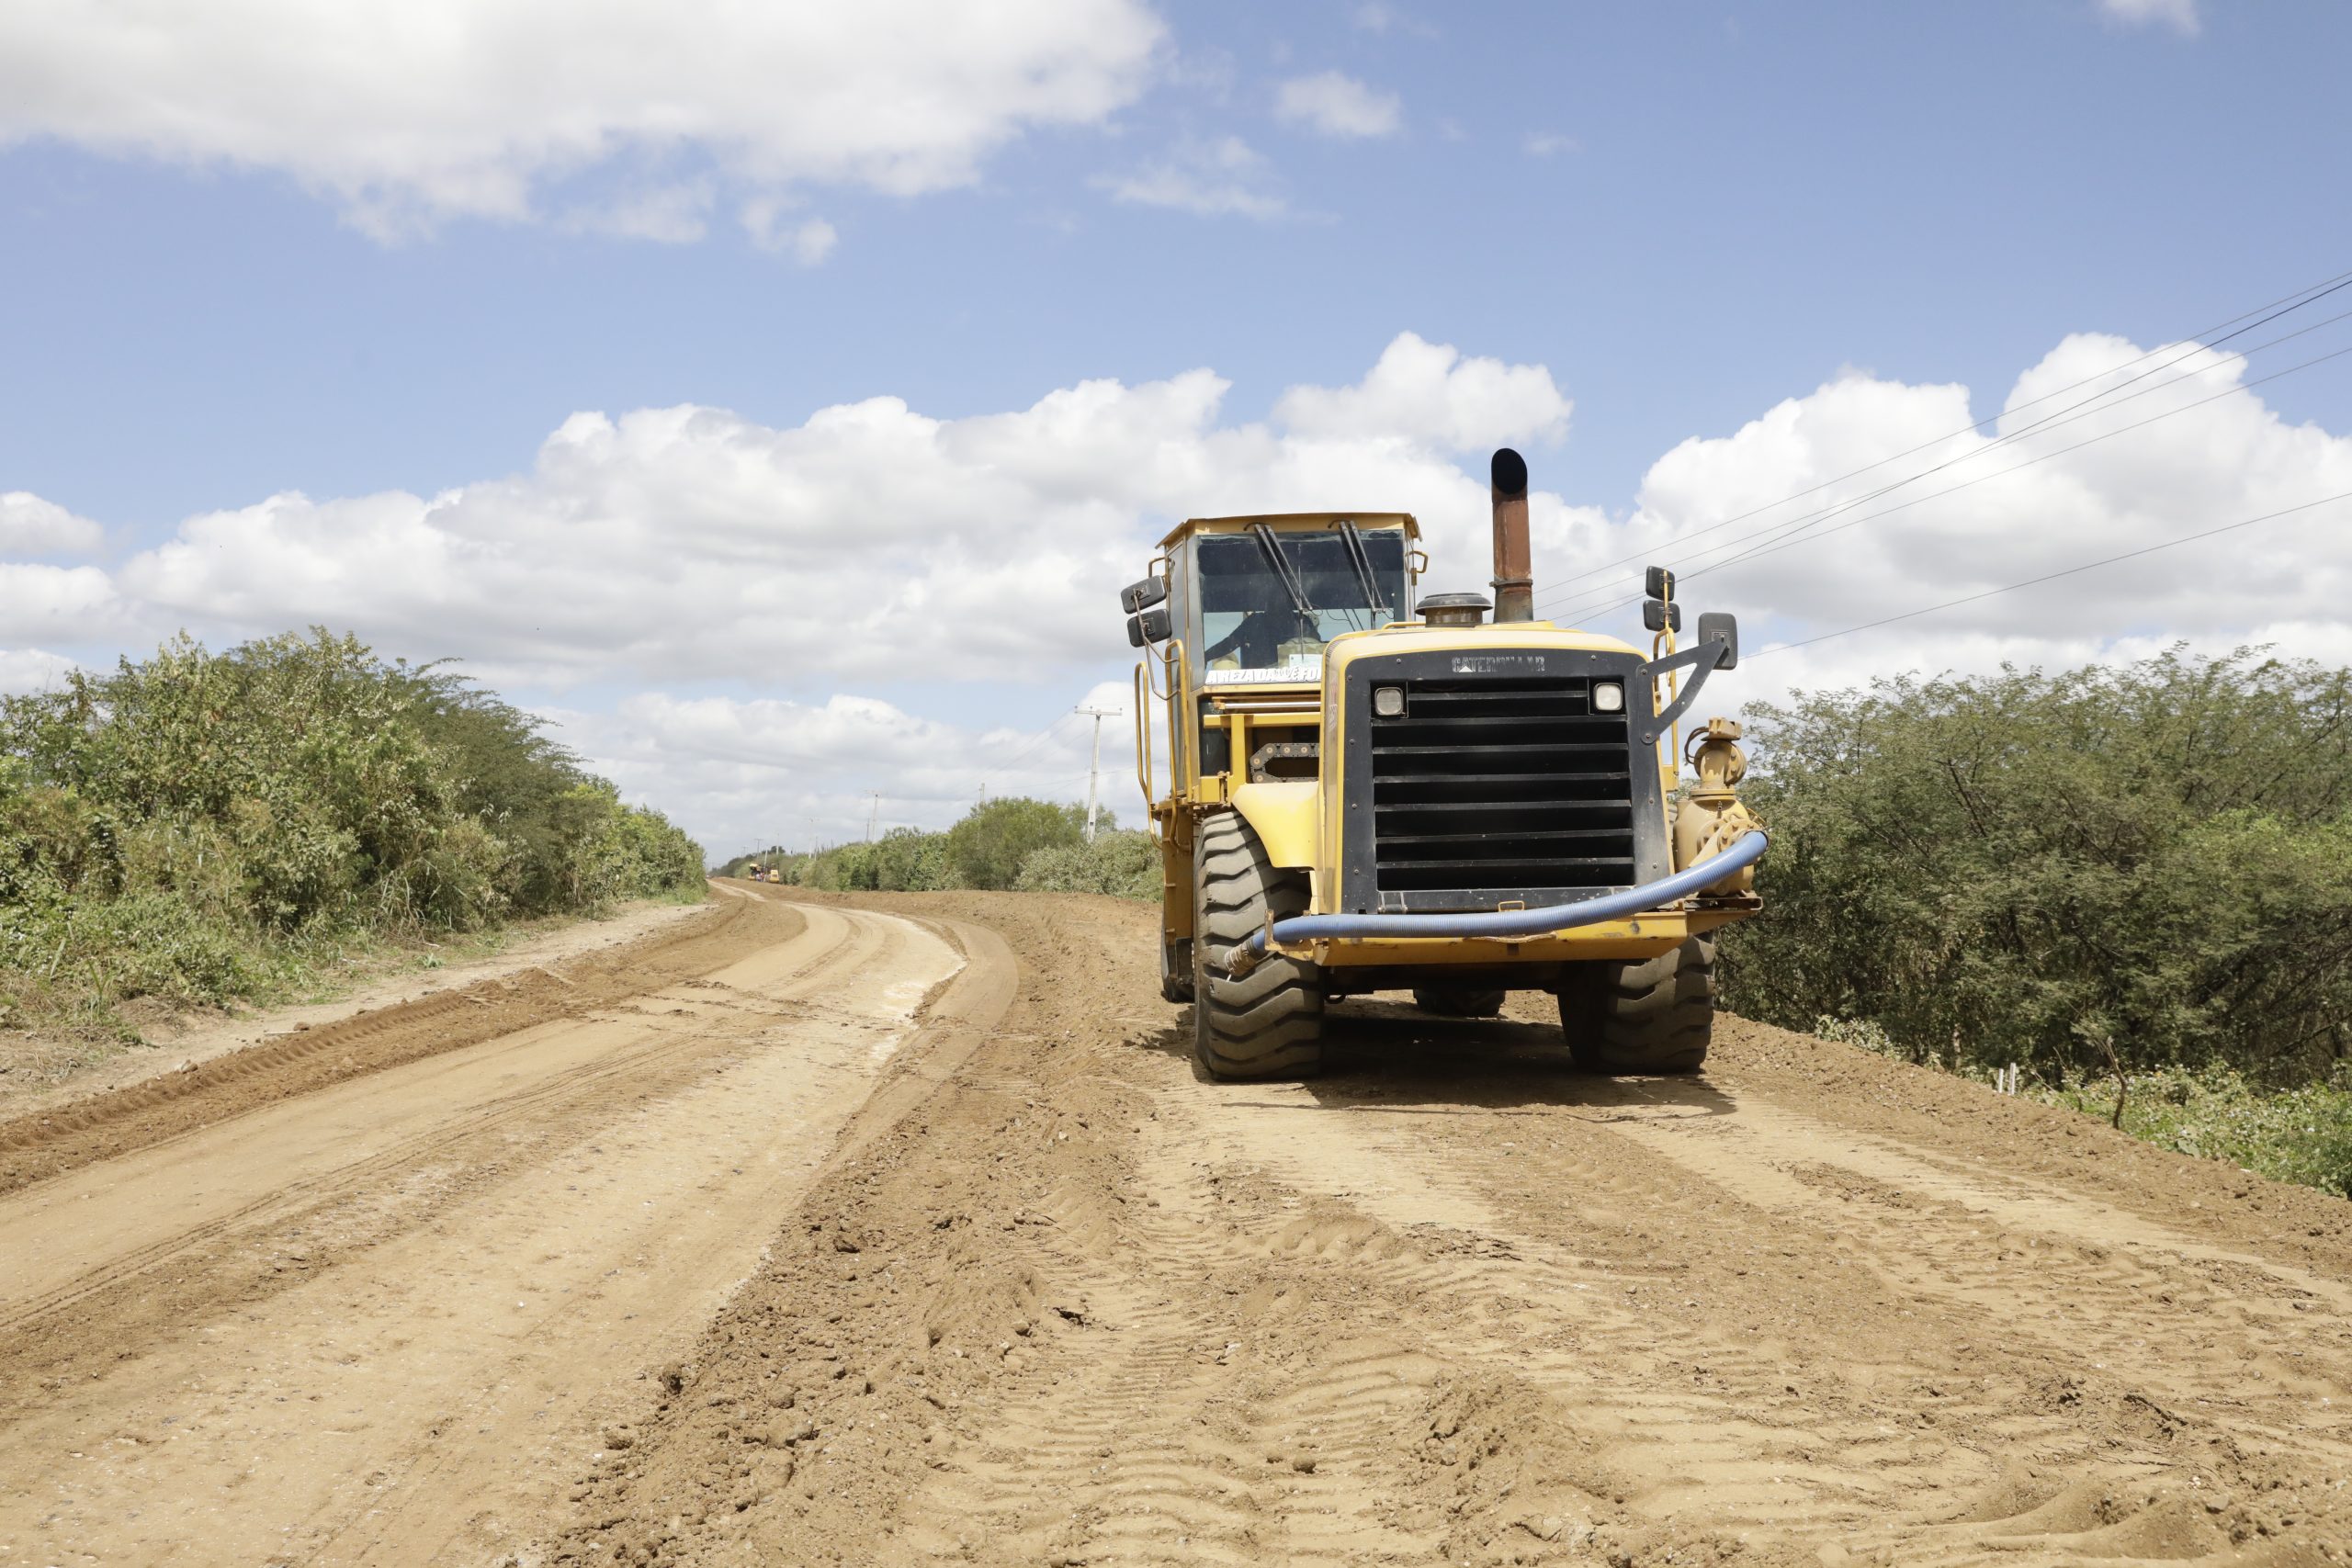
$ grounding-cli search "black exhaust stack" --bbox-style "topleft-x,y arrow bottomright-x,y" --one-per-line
1489,447 -> 1532,623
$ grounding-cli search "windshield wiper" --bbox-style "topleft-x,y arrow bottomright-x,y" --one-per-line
1338,521 -> 1389,627
1250,523 -> 1318,620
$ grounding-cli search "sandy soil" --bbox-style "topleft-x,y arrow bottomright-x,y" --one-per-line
0,886 -> 987,1565
0,897 -> 712,1122
3,882 -> 2346,1566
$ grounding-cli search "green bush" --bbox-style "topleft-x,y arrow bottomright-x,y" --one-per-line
550,784 -> 706,911
2039,1066 -> 2352,1199
0,629 -> 704,1031
71,891 -> 262,1004
947,797 -> 1091,890
1014,829 -> 1159,899
730,807 -> 1149,899
1721,648 -> 2352,1088
752,807 -> 1132,895
773,829 -> 956,892
865,827 -> 955,891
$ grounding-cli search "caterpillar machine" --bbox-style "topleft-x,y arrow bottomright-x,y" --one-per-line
1124,448 -> 1768,1080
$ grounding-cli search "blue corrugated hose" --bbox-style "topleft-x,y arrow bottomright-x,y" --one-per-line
1236,830 -> 1768,963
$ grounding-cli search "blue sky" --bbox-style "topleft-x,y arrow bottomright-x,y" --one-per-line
5,0 -> 2350,851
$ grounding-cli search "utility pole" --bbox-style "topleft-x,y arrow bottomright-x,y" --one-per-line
865,792 -> 881,842
1076,705 -> 1123,841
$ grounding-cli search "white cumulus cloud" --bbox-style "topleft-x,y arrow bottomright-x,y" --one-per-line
549,679 -> 1141,854
0,491 -> 105,556
1273,71 -> 1403,139
563,178 -> 718,244
0,648 -> 81,696
0,563 -> 123,644
1273,333 -> 1572,452
741,200 -> 839,265
1529,330 -> 2352,713
0,0 -> 1165,239
102,333 -> 1573,694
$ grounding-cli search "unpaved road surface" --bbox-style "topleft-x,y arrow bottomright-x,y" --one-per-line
5,886 -> 2348,1566
0,888 -> 979,1565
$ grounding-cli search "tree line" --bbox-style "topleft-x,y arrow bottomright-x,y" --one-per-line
724,796 -> 1159,900
1,629 -> 705,1035
1720,646 -> 2352,1089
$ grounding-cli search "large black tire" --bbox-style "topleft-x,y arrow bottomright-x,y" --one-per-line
1411,985 -> 1505,1018
1193,812 -> 1323,1079
1559,936 -> 1715,1074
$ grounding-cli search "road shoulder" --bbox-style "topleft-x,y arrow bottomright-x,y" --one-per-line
0,896 -> 717,1122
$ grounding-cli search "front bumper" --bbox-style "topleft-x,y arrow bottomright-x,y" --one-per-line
1231,829 -> 1768,975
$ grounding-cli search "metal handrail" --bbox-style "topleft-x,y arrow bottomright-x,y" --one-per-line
1135,636 -> 1189,811
1132,660 -> 1154,810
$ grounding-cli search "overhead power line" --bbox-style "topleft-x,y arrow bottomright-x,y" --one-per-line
1545,334 -> 2352,627
1541,310 -> 2352,626
1655,339 -> 2352,600
1532,262 -> 2352,615
1745,491 -> 2352,660
1533,305 -> 2352,625
991,708 -> 1080,772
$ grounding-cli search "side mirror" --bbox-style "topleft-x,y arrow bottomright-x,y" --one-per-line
1642,599 -> 1682,634
1120,576 -> 1168,615
1645,565 -> 1676,601
1696,611 -> 1738,669
1126,605 -> 1171,647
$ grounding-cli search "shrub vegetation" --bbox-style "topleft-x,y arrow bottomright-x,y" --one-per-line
1724,647 -> 2352,1195
1012,829 -> 1159,899
728,799 -> 1158,901
2041,1066 -> 2352,1199
1,630 -> 703,1035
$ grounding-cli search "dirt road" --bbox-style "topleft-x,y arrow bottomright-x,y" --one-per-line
0,890 -> 981,1565
4,886 -> 2347,1566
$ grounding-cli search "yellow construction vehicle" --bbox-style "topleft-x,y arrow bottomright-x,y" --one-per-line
1125,448 -> 1764,1080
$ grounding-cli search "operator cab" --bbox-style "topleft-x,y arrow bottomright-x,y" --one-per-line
1127,513 -> 1419,792
1171,514 -> 1417,687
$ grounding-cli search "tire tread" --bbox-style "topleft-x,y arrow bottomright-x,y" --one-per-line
1192,813 -> 1323,1079
1561,937 -> 1714,1074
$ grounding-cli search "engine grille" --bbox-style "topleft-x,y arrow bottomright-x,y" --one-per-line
1368,675 -> 1636,898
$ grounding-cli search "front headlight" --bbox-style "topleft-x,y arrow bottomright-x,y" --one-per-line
1372,685 -> 1407,718
1592,680 -> 1624,714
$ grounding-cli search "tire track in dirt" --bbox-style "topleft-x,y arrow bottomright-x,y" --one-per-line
1549,1084 -> 2352,1564
0,892 -> 982,1568
543,891 -> 2352,1568
1585,1084 -> 2352,1471
0,904 -> 881,1377
1325,1002 -> 2352,1565
877,1126 -> 1461,1566
0,895 -> 790,1198
1131,1069 -> 1940,1547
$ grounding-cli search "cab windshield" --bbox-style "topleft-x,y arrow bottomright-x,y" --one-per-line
1194,526 -> 1408,683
